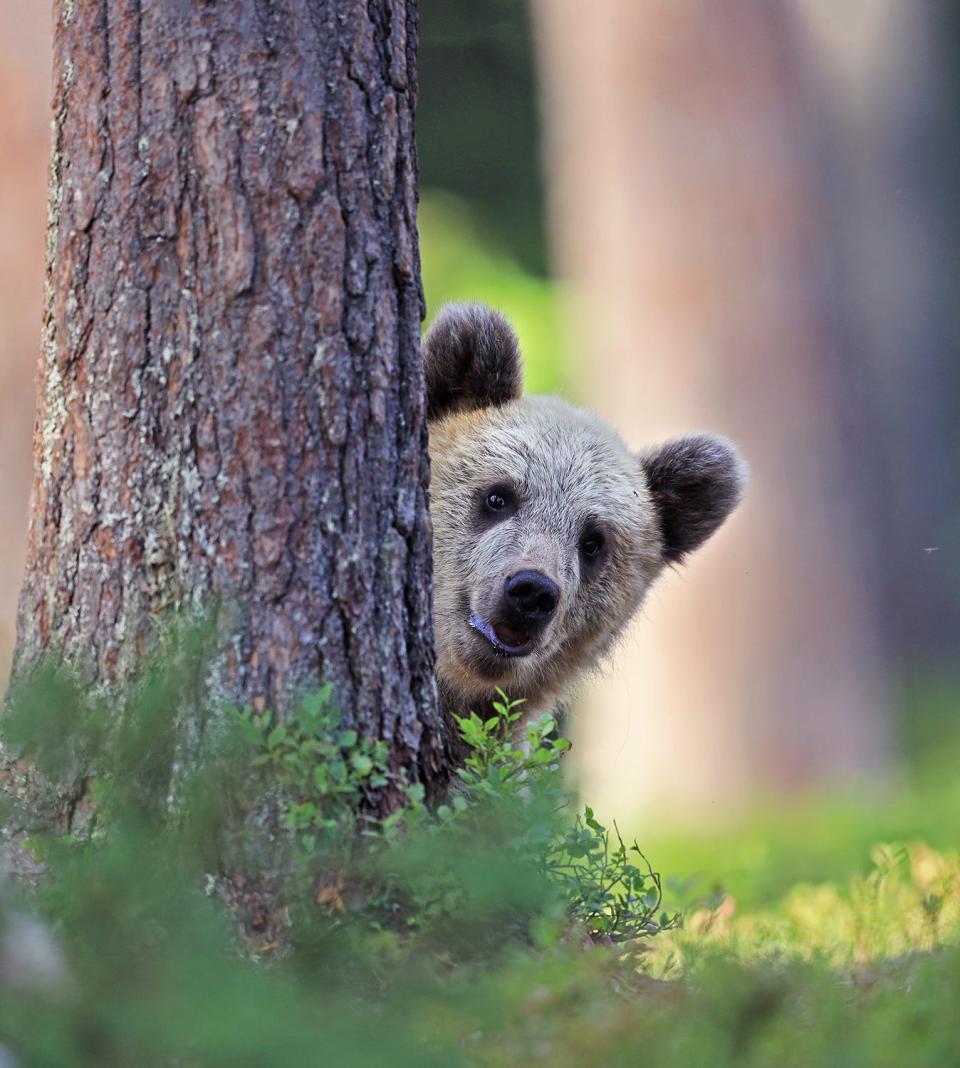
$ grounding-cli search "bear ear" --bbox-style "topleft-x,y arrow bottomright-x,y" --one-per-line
422,303 -> 523,420
640,434 -> 747,563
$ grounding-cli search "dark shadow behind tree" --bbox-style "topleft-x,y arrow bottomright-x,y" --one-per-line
418,0 -> 546,274
5,1 -> 443,867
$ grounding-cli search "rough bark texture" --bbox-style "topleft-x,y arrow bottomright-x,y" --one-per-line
12,1 -> 442,808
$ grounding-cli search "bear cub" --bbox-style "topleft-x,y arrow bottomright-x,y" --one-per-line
424,302 -> 746,731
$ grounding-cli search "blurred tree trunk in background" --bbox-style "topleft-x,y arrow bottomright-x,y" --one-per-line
801,2 -> 960,682
9,1 -> 442,821
534,0 -> 895,814
0,9 -> 50,684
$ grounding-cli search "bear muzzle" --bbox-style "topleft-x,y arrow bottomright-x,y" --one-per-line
468,570 -> 560,658
503,570 -> 559,625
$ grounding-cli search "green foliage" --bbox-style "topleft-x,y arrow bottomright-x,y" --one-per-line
342,692 -> 670,953
551,808 -> 675,943
441,693 -> 676,943
4,659 -> 960,1067
225,686 -> 673,950
454,690 -> 571,793
230,685 -> 389,850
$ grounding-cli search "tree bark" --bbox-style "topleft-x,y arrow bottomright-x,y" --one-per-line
10,1 -> 442,814
533,0 -> 891,815
801,1 -> 960,675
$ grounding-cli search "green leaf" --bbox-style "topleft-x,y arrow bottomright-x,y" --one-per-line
351,753 -> 374,776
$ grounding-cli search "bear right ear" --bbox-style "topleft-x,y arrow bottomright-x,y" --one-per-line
422,303 -> 523,420
640,433 -> 747,564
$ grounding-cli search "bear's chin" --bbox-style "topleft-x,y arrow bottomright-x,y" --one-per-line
448,622 -> 537,693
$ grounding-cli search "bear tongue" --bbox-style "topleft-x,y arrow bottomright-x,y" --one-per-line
492,621 -> 529,648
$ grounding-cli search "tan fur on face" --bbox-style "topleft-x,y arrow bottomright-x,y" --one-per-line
422,303 -> 745,740
429,395 -> 665,720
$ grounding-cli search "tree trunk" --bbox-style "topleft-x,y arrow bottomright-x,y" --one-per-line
533,0 -> 891,816
9,0 -> 441,819
801,1 -> 960,676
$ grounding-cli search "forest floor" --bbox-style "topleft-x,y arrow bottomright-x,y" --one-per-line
2,670 -> 958,1067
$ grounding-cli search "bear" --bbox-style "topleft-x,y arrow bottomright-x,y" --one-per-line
423,302 -> 746,738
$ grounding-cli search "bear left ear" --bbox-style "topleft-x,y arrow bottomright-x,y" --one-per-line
422,303 -> 523,421
640,434 -> 747,563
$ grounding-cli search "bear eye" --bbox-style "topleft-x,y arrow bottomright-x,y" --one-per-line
580,529 -> 605,560
479,483 -> 517,522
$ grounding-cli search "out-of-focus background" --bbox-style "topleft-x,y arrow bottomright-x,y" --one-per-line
2,2 -> 958,897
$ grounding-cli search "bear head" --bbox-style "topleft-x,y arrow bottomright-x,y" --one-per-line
424,302 -> 746,720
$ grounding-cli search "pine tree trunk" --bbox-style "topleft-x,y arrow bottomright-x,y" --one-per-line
8,1 -> 442,825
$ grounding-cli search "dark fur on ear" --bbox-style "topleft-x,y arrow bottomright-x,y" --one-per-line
641,434 -> 747,563
422,303 -> 523,420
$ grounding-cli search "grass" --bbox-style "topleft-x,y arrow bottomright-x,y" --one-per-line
2,657 -> 960,1066
641,774 -> 960,911
636,675 -> 960,913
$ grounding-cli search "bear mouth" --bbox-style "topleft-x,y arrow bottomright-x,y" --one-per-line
468,611 -> 534,658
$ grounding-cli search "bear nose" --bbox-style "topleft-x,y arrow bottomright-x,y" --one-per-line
504,570 -> 560,622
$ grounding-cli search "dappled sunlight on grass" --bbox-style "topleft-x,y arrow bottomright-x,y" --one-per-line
632,767 -> 960,912
649,840 -> 960,976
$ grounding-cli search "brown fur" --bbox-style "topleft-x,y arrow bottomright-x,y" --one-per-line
422,303 -> 522,421
423,304 -> 746,732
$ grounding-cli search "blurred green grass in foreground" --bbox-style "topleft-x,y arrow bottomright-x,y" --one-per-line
1,649 -> 959,1066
